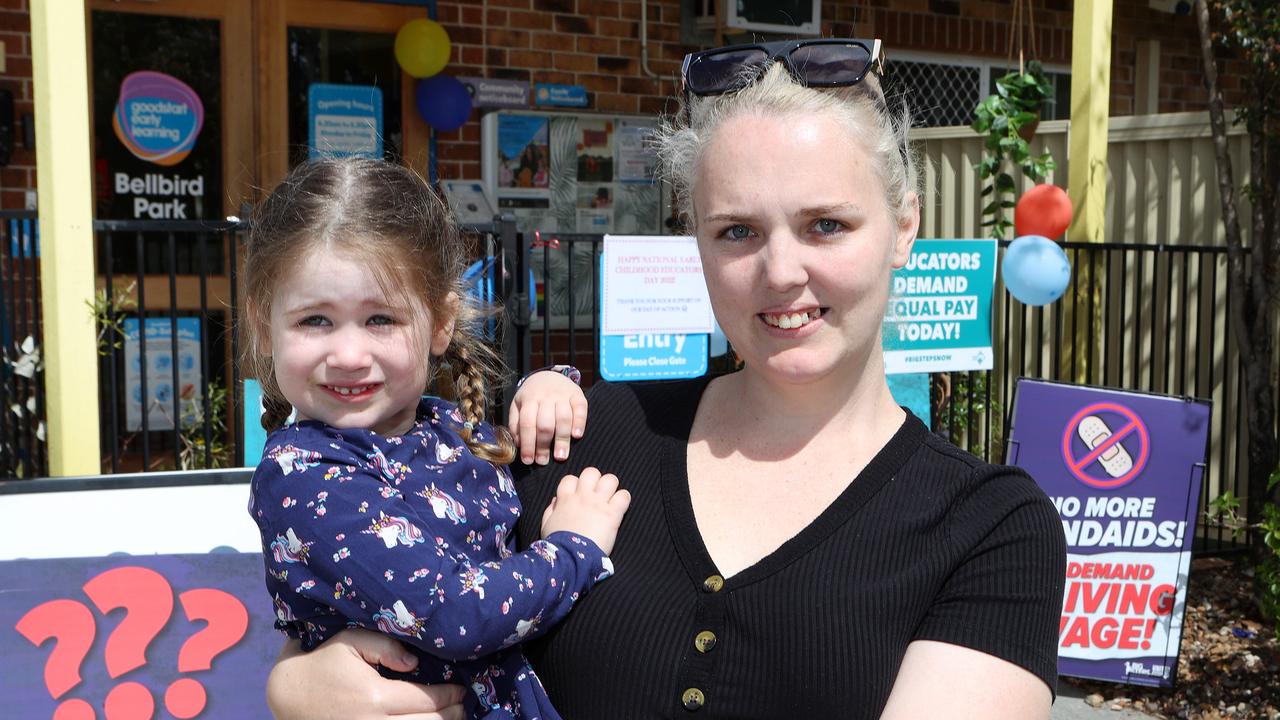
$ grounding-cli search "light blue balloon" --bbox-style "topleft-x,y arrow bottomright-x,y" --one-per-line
1001,235 -> 1071,306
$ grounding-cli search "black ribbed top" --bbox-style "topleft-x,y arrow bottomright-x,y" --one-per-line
514,377 -> 1066,719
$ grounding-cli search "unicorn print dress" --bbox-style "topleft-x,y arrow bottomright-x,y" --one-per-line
249,398 -> 613,720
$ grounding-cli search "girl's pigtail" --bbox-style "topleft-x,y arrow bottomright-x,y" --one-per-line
445,339 -> 516,464
261,390 -> 294,432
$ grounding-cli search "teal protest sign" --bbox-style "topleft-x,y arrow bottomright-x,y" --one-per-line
883,239 -> 996,374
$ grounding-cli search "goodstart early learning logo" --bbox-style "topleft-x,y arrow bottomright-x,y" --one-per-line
112,71 -> 204,167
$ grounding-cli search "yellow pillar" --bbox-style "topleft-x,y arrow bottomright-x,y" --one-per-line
1068,0 -> 1112,244
1064,0 -> 1112,383
30,0 -> 101,475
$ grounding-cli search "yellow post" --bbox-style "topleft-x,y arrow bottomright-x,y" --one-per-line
30,0 -> 101,475
1064,0 -> 1112,382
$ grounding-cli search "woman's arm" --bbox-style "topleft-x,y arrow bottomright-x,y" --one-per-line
267,632 -> 466,720
879,640 -> 1051,719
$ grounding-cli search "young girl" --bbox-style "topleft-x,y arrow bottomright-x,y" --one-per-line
244,158 -> 630,720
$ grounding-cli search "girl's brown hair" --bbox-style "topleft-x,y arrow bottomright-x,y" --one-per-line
240,158 -> 514,463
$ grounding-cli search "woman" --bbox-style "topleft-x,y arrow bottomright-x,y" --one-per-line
267,39 -> 1065,719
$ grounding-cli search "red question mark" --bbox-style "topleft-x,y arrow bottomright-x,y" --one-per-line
82,566 -> 175,678
164,588 -> 249,719
15,598 -> 99,719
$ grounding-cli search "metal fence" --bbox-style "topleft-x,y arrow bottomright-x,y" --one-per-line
503,231 -> 1266,554
0,210 -> 44,479
1,211 -> 1269,554
93,218 -> 246,474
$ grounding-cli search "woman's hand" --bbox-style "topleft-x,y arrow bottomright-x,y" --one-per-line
508,370 -> 588,465
267,632 -> 466,719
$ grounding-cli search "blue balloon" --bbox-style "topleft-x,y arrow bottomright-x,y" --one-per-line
1001,235 -> 1071,306
415,75 -> 472,132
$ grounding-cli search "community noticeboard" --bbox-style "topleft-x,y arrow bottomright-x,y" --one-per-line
882,238 -> 995,374
1007,379 -> 1211,687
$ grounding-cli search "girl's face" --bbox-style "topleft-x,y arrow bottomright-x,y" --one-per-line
266,249 -> 453,436
692,110 -> 918,386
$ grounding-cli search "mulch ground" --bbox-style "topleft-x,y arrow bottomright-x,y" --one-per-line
1063,557 -> 1280,719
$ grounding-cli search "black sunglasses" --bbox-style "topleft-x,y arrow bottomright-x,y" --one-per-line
680,38 -> 884,98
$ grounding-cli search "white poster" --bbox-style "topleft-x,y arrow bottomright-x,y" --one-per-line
123,317 -> 203,431
601,235 -> 713,335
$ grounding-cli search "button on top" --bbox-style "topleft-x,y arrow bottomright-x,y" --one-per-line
694,630 -> 717,653
681,687 -> 706,711
702,574 -> 724,593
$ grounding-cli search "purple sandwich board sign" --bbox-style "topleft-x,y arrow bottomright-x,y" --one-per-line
1006,379 -> 1211,688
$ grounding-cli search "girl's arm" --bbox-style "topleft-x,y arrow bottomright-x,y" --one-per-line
507,366 -> 587,465
267,633 -> 466,720
253,451 -> 617,662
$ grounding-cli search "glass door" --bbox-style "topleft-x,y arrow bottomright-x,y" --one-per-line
257,0 -> 431,190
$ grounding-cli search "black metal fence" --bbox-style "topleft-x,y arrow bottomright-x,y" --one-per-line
502,231 -> 1269,554
2,212 -> 1271,554
93,218 -> 246,474
0,210 -> 44,479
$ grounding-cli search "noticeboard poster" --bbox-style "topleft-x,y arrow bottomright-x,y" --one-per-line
1007,379 -> 1211,687
124,317 -> 203,432
481,110 -> 665,237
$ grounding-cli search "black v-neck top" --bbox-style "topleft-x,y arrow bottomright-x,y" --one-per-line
514,377 -> 1065,719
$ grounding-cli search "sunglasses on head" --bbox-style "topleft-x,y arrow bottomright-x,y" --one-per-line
680,38 -> 884,100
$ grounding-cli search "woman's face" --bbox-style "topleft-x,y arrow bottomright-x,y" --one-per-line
692,110 -> 918,386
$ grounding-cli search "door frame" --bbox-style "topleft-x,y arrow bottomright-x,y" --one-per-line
256,0 -> 432,192
87,0 -> 256,211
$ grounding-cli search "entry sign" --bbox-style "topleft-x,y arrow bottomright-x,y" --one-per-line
883,239 -> 996,373
597,250 -> 709,382
1007,379 -> 1211,687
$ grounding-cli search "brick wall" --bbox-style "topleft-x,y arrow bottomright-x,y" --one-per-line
0,0 -> 32,210
0,0 -> 1250,205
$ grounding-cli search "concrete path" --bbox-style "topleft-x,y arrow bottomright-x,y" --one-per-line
1052,682 -> 1150,719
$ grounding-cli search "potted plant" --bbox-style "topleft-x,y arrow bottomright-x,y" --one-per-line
971,60 -> 1057,240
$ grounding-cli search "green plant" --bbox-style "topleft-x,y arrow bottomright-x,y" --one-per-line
1204,467 -> 1280,639
934,372 -> 1004,461
970,61 -> 1057,240
177,380 -> 230,470
87,282 -> 137,355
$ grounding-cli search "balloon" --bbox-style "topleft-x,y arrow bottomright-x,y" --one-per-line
415,75 -> 472,132
1014,184 -> 1073,239
394,19 -> 451,78
1001,235 -> 1072,306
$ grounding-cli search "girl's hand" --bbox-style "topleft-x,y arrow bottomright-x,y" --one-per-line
540,466 -> 631,555
508,371 -> 588,465
267,632 -> 466,720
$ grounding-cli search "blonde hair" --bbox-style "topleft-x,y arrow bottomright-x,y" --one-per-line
240,158 -> 515,464
655,63 -> 920,230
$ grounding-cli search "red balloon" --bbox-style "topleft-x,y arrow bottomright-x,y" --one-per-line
1014,184 -> 1073,239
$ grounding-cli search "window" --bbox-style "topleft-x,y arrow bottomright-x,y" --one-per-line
883,53 -> 1071,128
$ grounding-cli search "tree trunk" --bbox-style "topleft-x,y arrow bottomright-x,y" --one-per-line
1194,0 -> 1280,566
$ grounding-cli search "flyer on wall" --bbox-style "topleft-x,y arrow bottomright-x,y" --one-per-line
1007,379 -> 1211,687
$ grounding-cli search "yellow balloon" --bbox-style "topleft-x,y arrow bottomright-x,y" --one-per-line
394,19 -> 451,78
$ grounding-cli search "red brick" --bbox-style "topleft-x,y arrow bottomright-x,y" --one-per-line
594,92 -> 637,113
487,47 -> 509,67
533,70 -> 575,85
489,28 -> 530,48
490,0 -> 532,8
598,18 -> 637,38
577,36 -> 618,55
485,9 -> 508,26
460,46 -> 485,65
509,49 -> 551,69
578,74 -> 618,93
554,14 -> 594,34
534,0 -> 574,12
531,32 -> 565,51
509,10 -> 553,30
554,52 -> 595,72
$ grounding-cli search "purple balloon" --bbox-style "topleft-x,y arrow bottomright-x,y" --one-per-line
415,75 -> 472,132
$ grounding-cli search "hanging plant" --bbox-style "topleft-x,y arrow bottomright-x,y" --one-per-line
971,60 -> 1057,240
